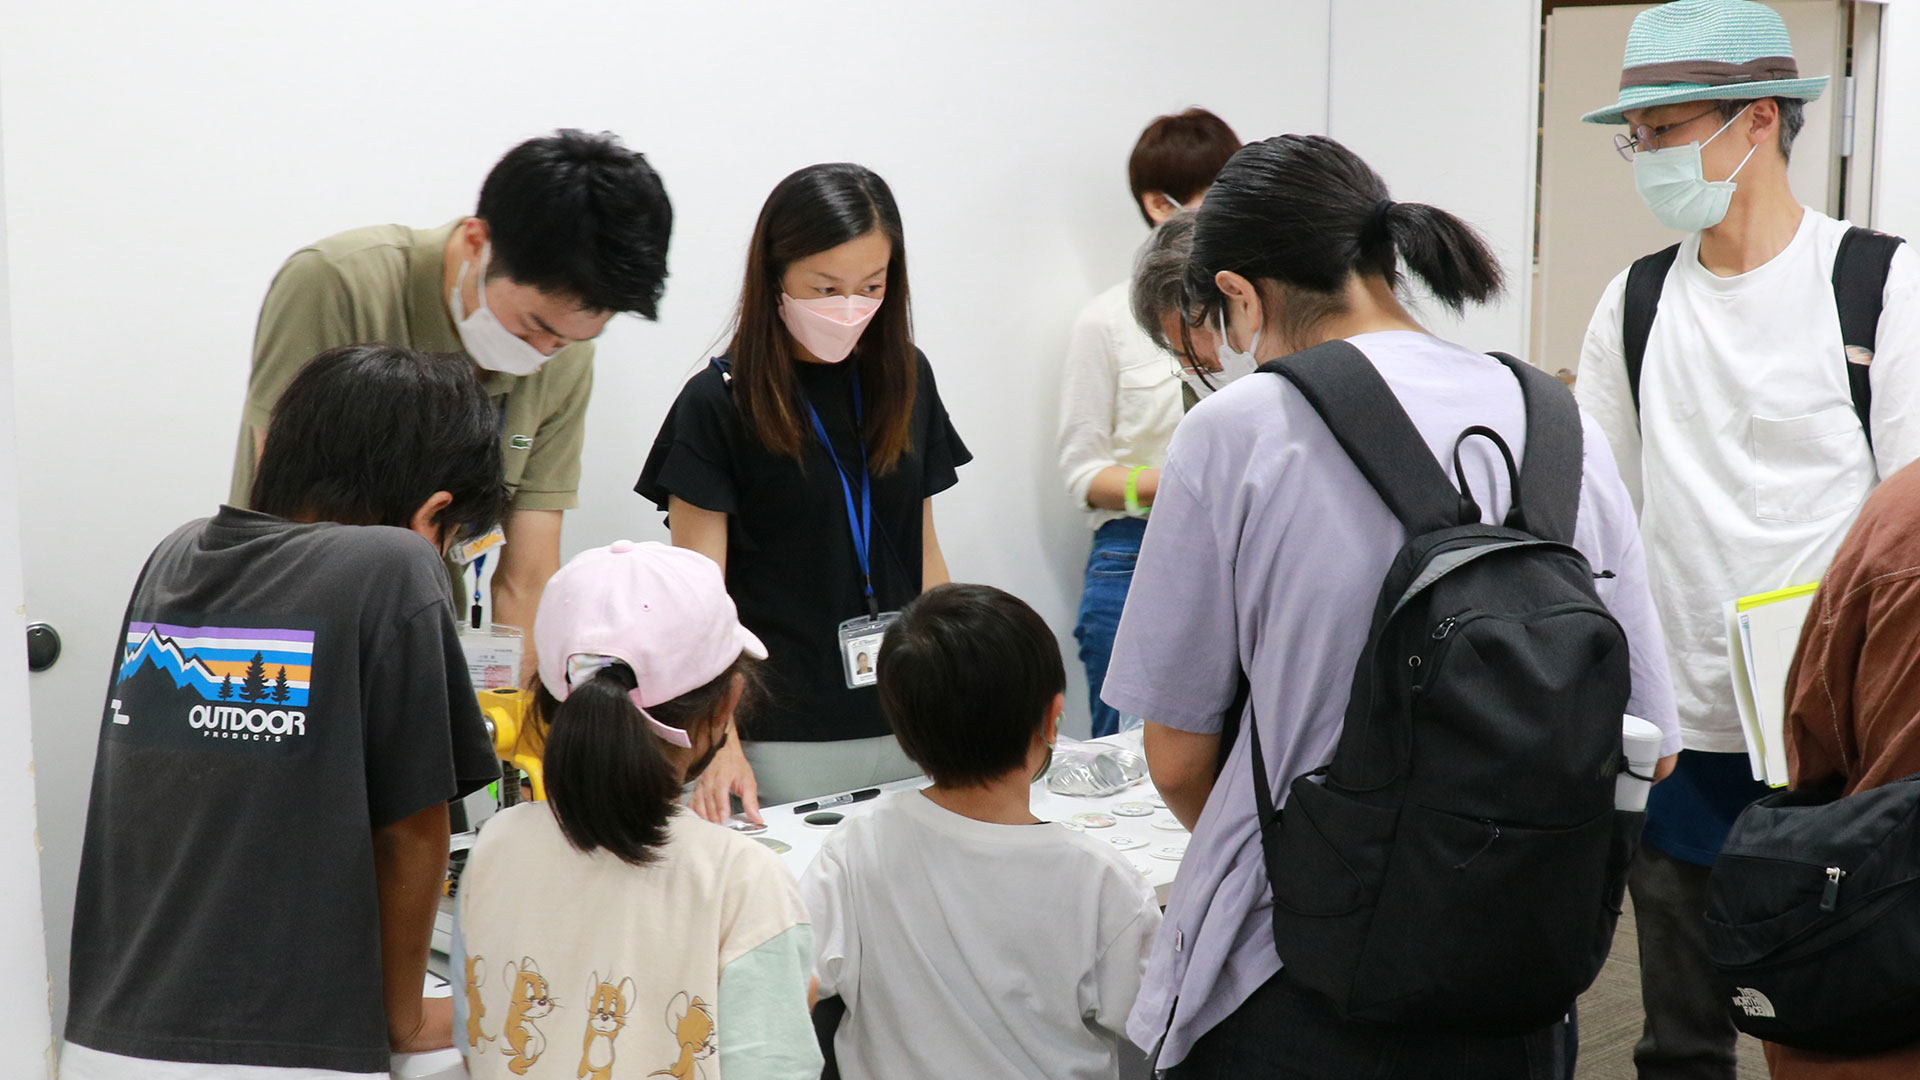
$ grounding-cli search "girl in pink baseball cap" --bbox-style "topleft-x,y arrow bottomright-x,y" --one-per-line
453,540 -> 823,1079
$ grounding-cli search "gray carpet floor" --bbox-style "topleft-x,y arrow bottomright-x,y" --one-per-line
1575,895 -> 1769,1079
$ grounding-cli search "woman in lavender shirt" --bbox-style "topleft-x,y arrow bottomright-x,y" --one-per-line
1102,135 -> 1680,1079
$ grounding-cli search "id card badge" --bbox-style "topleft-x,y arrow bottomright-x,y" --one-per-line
838,612 -> 900,689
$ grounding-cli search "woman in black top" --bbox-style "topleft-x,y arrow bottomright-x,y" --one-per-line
637,163 -> 970,821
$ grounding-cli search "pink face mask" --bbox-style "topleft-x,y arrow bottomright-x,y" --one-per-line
779,293 -> 882,363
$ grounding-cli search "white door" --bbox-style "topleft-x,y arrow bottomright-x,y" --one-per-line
0,88 -> 58,1077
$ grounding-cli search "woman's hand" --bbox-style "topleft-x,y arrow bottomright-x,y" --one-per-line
692,737 -> 761,824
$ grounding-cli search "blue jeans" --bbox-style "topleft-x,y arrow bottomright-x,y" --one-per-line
1165,971 -> 1571,1080
1074,517 -> 1146,738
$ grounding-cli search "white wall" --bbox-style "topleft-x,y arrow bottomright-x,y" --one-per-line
1876,0 -> 1920,239
0,0 -> 1541,1038
1327,0 -> 1541,355
0,84 -> 55,1080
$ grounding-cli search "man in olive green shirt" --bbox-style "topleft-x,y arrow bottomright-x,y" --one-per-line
233,130 -> 672,647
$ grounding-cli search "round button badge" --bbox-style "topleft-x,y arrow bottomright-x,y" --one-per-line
1071,812 -> 1117,830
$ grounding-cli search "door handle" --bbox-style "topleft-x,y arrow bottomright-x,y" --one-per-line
26,622 -> 60,672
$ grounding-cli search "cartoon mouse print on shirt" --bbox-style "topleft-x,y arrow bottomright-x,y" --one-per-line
650,992 -> 716,1080
578,972 -> 635,1080
501,957 -> 556,1075
464,955 -> 494,1050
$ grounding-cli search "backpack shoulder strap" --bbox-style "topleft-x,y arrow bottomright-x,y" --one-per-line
1266,340 -> 1462,536
1489,353 -> 1584,545
1623,244 -> 1682,418
1833,226 -> 1904,450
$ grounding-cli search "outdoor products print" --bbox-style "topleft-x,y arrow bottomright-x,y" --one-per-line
108,620 -> 318,750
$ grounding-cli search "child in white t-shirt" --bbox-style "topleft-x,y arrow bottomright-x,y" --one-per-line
801,584 -> 1162,1080
454,540 -> 822,1080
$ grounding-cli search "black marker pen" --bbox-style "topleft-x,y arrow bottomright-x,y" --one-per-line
794,787 -> 883,814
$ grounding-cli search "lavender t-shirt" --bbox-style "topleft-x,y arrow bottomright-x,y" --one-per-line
1102,332 -> 1681,1067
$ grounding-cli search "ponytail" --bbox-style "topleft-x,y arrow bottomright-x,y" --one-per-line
539,664 -> 681,866
538,657 -> 761,866
1187,134 -> 1504,338
1380,201 -> 1504,313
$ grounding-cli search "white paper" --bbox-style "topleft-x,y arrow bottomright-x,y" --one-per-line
1724,600 -> 1766,781
1728,588 -> 1812,780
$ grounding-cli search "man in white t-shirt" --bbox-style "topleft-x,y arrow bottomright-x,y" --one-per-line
800,584 -> 1161,1080
1576,3 -> 1920,1075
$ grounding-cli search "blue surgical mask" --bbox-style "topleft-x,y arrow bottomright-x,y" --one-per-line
1632,104 -> 1758,233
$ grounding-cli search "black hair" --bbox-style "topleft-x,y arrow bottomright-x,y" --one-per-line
251,344 -> 510,542
877,584 -> 1065,789
1182,135 -> 1504,349
539,656 -> 760,866
477,129 -> 673,319
1714,97 -> 1805,163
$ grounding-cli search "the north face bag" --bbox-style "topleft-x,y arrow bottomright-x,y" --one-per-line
1706,773 -> 1920,1053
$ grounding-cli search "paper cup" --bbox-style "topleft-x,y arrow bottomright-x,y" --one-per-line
1617,714 -> 1662,812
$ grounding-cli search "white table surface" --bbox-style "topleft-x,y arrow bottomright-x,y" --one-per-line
746,732 -> 1187,904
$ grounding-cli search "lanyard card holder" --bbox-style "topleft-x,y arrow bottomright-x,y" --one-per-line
811,370 -> 899,689
838,612 -> 898,689
458,625 -> 524,691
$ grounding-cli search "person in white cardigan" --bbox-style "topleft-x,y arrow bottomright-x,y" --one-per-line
1056,107 -> 1240,737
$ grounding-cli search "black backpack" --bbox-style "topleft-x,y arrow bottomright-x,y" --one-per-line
1623,227 -> 1904,449
1249,340 -> 1641,1033
1705,773 -> 1920,1053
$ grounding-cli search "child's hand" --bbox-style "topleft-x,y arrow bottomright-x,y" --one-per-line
692,738 -> 761,825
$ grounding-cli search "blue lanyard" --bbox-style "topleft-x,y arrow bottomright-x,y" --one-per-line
804,371 -> 879,619
469,553 -> 487,630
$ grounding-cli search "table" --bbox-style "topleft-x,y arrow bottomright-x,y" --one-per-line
747,732 -> 1187,904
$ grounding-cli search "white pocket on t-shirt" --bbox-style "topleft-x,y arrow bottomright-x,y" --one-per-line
1749,407 -> 1870,523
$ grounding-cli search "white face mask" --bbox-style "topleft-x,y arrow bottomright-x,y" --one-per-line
1180,309 -> 1263,400
1632,104 -> 1758,233
450,245 -> 555,377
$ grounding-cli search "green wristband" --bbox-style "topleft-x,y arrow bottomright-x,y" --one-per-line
1124,466 -> 1150,518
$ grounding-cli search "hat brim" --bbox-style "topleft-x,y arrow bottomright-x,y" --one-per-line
1581,75 -> 1828,125
738,626 -> 769,661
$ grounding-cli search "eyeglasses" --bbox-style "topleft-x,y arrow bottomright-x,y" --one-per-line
1612,106 -> 1722,162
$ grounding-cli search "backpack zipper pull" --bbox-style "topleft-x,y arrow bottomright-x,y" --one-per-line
1821,866 -> 1846,912
1432,617 -> 1457,640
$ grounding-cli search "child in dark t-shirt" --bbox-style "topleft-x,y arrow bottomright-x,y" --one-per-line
62,345 -> 507,1078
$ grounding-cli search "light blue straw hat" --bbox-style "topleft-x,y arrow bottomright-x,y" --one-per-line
1582,0 -> 1828,125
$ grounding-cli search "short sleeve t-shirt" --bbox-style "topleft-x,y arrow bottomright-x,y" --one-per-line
453,804 -> 821,1080
635,351 -> 971,742
1100,332 -> 1682,1068
1575,208 -> 1920,754
230,221 -> 595,514
63,507 -> 501,1074
799,790 -> 1161,1080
